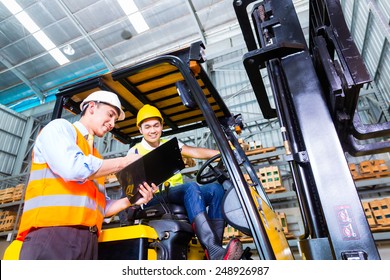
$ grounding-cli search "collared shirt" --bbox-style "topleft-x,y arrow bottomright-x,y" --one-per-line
33,119 -> 103,183
127,138 -> 184,155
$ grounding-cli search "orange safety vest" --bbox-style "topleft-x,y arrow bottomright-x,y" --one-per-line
17,126 -> 106,241
133,139 -> 184,187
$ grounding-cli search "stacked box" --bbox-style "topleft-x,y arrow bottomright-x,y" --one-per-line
223,225 -> 244,239
359,160 -> 388,174
0,187 -> 15,204
362,201 -> 377,227
349,159 -> 389,180
243,170 -> 286,194
259,166 -> 282,189
348,163 -> 359,179
0,210 -> 17,232
249,140 -> 262,150
12,184 -> 24,201
359,159 -> 388,174
238,138 -> 249,151
369,198 -> 390,226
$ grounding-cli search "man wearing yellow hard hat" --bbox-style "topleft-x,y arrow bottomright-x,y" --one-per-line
126,104 -> 243,260
13,91 -> 157,260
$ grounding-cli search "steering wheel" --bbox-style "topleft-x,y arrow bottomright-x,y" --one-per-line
196,154 -> 228,184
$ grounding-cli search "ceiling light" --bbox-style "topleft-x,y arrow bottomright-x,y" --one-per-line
2,0 -> 69,66
63,44 -> 75,56
49,49 -> 70,65
0,0 -> 21,14
128,12 -> 149,33
117,0 -> 138,14
117,0 -> 150,34
33,31 -> 56,50
15,11 -> 39,33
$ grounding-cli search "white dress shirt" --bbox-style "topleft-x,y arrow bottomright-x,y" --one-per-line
32,119 -> 103,183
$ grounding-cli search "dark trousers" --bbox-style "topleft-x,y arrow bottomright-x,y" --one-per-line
19,226 -> 98,260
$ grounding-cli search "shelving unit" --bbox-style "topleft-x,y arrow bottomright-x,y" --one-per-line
0,173 -> 29,241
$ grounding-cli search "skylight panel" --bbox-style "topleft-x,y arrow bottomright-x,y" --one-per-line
1,0 -> 70,65
117,0 -> 150,34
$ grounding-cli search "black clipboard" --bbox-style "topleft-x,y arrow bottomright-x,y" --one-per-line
116,137 -> 185,204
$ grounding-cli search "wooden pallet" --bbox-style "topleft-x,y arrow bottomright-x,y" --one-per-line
0,214 -> 17,232
370,198 -> 390,226
359,160 -> 388,174
363,198 -> 390,232
12,184 -> 24,202
353,171 -> 390,181
259,166 -> 282,189
0,184 -> 25,204
362,202 -> 377,227
370,225 -> 390,233
349,159 -> 390,180
0,188 -> 15,204
245,146 -> 277,157
238,138 -> 263,151
265,186 -> 287,194
223,226 -> 245,239
243,171 -> 286,194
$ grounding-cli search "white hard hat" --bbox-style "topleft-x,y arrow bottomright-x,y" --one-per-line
80,90 -> 125,121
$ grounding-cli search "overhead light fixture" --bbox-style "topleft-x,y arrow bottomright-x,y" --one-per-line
117,0 -> 150,34
63,44 -> 75,56
15,11 -> 39,33
0,0 -> 21,14
33,31 -> 56,50
1,0 -> 69,65
49,49 -> 70,65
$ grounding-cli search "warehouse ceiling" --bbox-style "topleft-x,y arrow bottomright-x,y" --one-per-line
0,0 -> 260,114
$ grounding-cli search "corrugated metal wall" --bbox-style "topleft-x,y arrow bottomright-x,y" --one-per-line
341,0 -> 390,105
341,0 -> 390,163
0,104 -> 27,176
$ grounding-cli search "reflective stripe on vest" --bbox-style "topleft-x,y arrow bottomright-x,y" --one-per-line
133,139 -> 184,186
17,126 -> 106,241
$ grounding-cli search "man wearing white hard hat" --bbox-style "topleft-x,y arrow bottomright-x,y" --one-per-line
16,90 -> 157,260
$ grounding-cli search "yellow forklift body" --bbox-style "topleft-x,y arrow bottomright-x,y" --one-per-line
98,224 -> 159,260
98,224 -> 158,242
2,239 -> 22,260
249,187 -> 294,260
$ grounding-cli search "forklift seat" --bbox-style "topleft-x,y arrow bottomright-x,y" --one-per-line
133,203 -> 188,221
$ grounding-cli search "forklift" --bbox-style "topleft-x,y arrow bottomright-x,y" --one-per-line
4,0 -> 387,260
233,0 -> 389,259
48,38 -> 293,260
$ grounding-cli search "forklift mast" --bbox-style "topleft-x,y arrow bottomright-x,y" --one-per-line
234,0 -> 389,259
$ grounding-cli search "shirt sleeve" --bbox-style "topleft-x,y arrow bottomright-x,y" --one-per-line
33,119 -> 103,182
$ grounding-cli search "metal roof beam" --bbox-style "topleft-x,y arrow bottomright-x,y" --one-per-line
56,0 -> 114,71
186,0 -> 207,44
0,54 -> 45,102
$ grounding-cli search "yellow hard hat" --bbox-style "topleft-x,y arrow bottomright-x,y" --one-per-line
80,90 -> 125,121
137,104 -> 163,127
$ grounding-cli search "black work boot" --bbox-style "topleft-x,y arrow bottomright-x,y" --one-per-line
193,212 -> 243,260
210,219 -> 226,245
